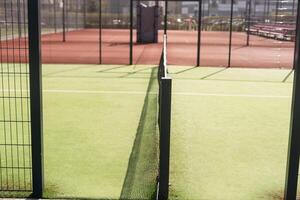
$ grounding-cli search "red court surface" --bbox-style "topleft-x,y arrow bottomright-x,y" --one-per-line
1,29 -> 295,68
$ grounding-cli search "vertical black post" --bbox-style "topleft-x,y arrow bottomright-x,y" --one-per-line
284,1 -> 300,198
228,0 -> 234,67
27,0 -> 44,198
158,77 -> 172,200
197,0 -> 202,66
62,0 -> 66,42
76,0 -> 79,29
54,0 -> 57,33
246,0 -> 251,46
48,0 -> 52,32
130,0 -> 133,65
164,0 -> 168,35
17,0 -> 21,37
99,0 -> 102,64
66,0 -> 69,32
83,0 -> 86,28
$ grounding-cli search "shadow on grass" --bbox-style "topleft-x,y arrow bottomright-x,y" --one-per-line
282,69 -> 294,83
171,66 -> 198,74
119,67 -> 159,200
200,67 -> 228,80
119,67 -> 156,78
44,65 -> 97,76
265,190 -> 300,200
97,65 -> 132,73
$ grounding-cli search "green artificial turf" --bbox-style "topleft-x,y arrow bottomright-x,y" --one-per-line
42,64 -> 159,199
0,64 -> 296,199
168,66 -> 293,200
0,64 -> 159,199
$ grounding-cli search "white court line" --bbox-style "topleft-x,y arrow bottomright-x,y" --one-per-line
173,92 -> 291,99
0,89 -> 291,99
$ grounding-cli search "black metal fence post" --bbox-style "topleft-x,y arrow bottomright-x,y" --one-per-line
76,0 -> 79,29
246,0 -> 251,46
54,0 -> 57,33
284,1 -> 300,199
197,0 -> 202,66
158,77 -> 172,200
130,0 -> 133,65
228,0 -> 234,67
164,0 -> 168,34
27,0 -> 44,197
83,0 -> 87,28
99,0 -> 102,64
62,0 -> 66,42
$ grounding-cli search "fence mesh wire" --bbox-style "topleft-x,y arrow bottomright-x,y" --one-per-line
0,0 -> 32,192
0,0 -> 294,68
230,0 -> 297,68
167,1 -> 198,66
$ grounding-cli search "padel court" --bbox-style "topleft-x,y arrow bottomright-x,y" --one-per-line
2,0 -> 300,200
1,29 -> 295,68
0,64 -> 294,199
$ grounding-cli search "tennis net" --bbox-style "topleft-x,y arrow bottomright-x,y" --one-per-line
119,36 -> 171,200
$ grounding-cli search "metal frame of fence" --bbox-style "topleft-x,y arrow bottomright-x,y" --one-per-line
285,0 -> 300,199
2,0 -> 300,199
28,0 -> 43,197
0,0 -> 43,198
53,0 -> 297,67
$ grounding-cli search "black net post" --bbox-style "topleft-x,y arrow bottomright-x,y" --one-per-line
158,77 -> 172,200
28,0 -> 44,197
284,0 -> 300,198
197,0 -> 202,66
228,0 -> 234,67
